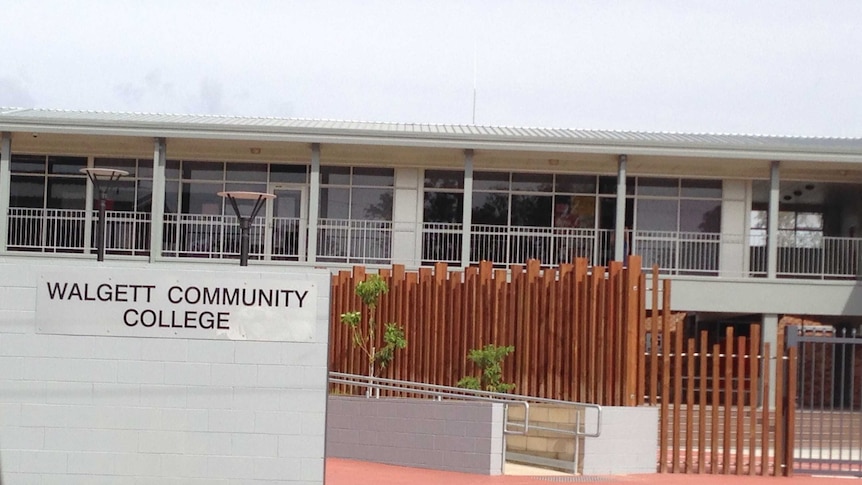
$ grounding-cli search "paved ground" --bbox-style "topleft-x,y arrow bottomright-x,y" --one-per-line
325,458 -> 861,485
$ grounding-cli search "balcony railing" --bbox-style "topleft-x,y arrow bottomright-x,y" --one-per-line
316,218 -> 392,265
750,237 -> 862,280
5,208 -> 862,280
7,207 -> 150,256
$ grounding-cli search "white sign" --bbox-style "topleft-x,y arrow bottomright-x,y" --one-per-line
36,269 -> 318,342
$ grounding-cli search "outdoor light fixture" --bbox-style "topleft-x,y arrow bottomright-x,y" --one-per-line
80,167 -> 129,262
217,191 -> 276,266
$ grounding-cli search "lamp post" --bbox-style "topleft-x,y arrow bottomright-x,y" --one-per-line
80,168 -> 129,262
217,191 -> 276,266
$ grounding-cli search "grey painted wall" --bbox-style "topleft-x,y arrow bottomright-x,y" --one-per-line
0,257 -> 330,484
581,406 -> 657,475
668,277 -> 862,316
326,396 -> 505,475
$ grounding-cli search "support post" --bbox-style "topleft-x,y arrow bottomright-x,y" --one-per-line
614,154 -> 628,263
149,137 -> 166,262
461,149 -> 474,266
308,143 -> 321,264
767,161 -> 780,278
0,132 -> 11,253
763,313 -> 779,407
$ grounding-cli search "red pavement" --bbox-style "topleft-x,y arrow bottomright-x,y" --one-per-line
325,458 -> 860,485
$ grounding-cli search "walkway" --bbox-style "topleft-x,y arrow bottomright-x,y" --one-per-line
325,458 -> 860,485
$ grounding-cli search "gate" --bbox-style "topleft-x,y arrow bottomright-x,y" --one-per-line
788,325 -> 862,475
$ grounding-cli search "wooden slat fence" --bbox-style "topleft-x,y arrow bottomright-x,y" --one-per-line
329,257 -> 646,405
329,258 -> 798,476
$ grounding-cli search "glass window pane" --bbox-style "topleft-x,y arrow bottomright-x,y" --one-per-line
10,175 -> 44,207
321,166 -> 350,185
11,154 -> 46,174
47,178 -> 86,209
166,160 -> 181,180
511,172 -> 552,192
270,164 -> 308,184
353,167 -> 394,187
797,213 -> 823,229
750,229 -> 767,246
352,188 -> 392,220
599,176 -> 632,195
319,187 -> 350,219
48,156 -> 87,175
164,184 -> 179,214
681,179 -> 722,198
181,161 -> 224,181
224,182 -> 267,194
637,177 -> 678,197
95,158 -> 137,177
181,182 -> 223,214
472,192 -> 508,225
636,199 -> 677,231
107,180 -> 137,211
512,195 -> 552,226
423,192 -> 463,223
226,162 -> 267,182
138,161 -> 153,179
777,229 -> 795,247
424,170 -> 464,189
680,199 -> 721,233
474,172 -> 509,191
751,210 -> 767,229
778,211 -> 796,229
136,180 -> 153,213
555,174 -> 597,194
796,231 -> 823,248
554,195 -> 596,228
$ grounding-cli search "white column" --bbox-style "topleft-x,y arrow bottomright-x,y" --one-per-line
82,157 -> 94,255
0,132 -> 10,253
148,137 -> 166,263
461,149 -> 474,266
767,161 -> 780,278
614,154 -> 628,262
719,180 -> 748,277
391,168 -> 421,266
307,143 -> 320,264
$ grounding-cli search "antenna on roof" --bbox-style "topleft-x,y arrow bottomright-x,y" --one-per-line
472,42 -> 478,125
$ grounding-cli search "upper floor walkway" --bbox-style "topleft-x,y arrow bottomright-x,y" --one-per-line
6,207 -> 862,281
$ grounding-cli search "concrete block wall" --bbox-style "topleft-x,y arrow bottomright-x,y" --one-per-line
0,257 -> 330,484
581,406 -> 657,475
326,396 -> 505,475
506,404 -> 657,475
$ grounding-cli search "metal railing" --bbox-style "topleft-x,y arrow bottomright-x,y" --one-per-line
7,208 -> 862,280
328,371 -> 602,473
632,230 -> 722,276
421,223 -> 614,267
316,218 -> 392,264
7,207 -> 150,255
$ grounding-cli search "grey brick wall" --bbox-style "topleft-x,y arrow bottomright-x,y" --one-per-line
0,257 -> 330,484
326,396 -> 505,475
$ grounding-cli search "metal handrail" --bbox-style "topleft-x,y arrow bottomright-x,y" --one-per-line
328,371 -> 602,438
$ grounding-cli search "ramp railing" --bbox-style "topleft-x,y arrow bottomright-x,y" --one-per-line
328,371 -> 602,473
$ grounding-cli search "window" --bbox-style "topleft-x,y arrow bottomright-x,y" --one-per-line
318,166 -> 394,263
8,154 -> 87,252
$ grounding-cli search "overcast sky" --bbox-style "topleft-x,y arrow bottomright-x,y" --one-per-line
2,1 -> 861,137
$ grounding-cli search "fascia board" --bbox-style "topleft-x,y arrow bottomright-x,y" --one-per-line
4,120 -> 862,164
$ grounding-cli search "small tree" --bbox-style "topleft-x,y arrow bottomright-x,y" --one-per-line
340,274 -> 407,384
457,344 -> 515,393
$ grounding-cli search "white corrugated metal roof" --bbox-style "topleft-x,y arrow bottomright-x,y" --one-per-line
1,107 -> 861,157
